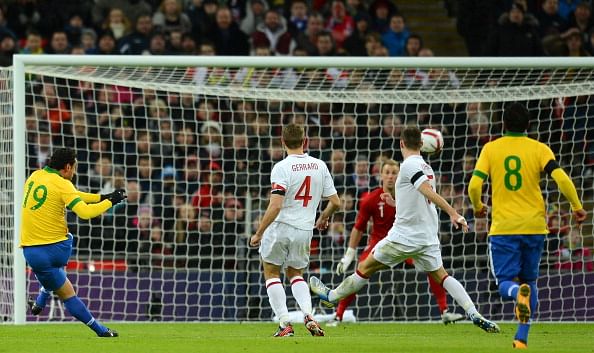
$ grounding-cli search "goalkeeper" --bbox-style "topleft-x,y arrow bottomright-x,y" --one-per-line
20,148 -> 126,337
334,158 -> 463,325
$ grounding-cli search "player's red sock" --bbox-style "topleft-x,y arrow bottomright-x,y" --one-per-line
336,293 -> 356,321
428,274 -> 448,313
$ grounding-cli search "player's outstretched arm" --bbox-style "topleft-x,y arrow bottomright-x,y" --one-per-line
315,193 -> 341,230
70,189 -> 126,220
550,168 -> 587,224
76,191 -> 101,204
418,181 -> 468,232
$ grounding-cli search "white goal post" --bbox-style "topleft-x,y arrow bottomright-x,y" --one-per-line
2,55 -> 593,324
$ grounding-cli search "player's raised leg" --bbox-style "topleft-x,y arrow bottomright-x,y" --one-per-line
310,254 -> 388,306
28,286 -> 51,315
426,274 -> 464,324
55,278 -> 118,337
429,267 -> 500,333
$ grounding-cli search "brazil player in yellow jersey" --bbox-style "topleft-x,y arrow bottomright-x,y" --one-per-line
21,148 -> 126,337
468,103 -> 587,349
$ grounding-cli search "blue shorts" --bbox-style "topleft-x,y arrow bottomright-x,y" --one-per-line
23,234 -> 73,291
488,234 -> 545,284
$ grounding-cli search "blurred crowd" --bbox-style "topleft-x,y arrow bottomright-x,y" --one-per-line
3,0 -> 592,273
3,0 -> 594,65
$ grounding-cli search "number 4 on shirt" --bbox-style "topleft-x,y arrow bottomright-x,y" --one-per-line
295,176 -> 312,207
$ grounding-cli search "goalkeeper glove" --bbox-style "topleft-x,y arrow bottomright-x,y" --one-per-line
101,189 -> 127,206
336,247 -> 356,275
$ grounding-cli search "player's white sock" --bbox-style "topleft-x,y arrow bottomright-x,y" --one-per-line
329,270 -> 369,303
266,278 -> 290,326
442,275 -> 479,317
290,276 -> 313,316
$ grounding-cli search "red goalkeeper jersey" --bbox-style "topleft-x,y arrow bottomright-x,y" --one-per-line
353,187 -> 396,248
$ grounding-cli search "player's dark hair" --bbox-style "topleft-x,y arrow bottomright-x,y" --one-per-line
282,124 -> 305,149
48,148 -> 77,170
503,102 -> 530,133
401,126 -> 423,150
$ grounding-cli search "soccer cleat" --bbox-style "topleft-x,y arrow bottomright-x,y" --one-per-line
441,310 -> 465,325
309,277 -> 335,308
98,328 -> 119,337
273,325 -> 294,337
513,339 -> 528,349
515,284 -> 531,324
304,314 -> 325,336
27,297 -> 43,316
471,313 -> 501,333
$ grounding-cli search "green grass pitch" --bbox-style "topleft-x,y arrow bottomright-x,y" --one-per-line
1,322 -> 593,353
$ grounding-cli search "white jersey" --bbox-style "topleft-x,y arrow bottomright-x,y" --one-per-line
270,153 -> 337,230
387,154 -> 439,246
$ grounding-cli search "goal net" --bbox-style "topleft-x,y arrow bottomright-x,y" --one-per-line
1,56 -> 593,323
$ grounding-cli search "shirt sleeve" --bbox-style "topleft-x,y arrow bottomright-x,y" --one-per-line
60,179 -> 83,209
539,142 -> 556,171
407,162 -> 428,190
473,143 -> 490,180
322,163 -> 338,197
270,164 -> 288,195
353,193 -> 372,232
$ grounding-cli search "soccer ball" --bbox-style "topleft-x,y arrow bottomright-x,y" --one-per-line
421,128 -> 444,154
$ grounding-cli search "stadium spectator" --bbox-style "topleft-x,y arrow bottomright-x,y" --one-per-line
152,0 -> 192,35
562,27 -> 590,55
369,0 -> 394,33
148,31 -> 170,54
90,30 -> 119,54
565,2 -> 594,35
0,32 -> 17,66
484,2 -> 543,56
80,28 -> 98,52
46,30 -> 71,54
240,0 -> 268,35
404,33 -> 422,56
287,0 -> 309,37
343,12 -> 373,56
346,154 -> 373,197
554,227 -> 594,271
294,12 -> 325,55
21,30 -> 44,54
187,0 -> 219,40
251,10 -> 295,55
537,0 -> 568,36
118,13 -> 153,54
101,8 -> 132,40
174,202 -> 198,268
456,0 -> 496,56
207,7 -> 250,55
92,0 -> 152,29
381,14 -> 409,56
325,0 -> 354,48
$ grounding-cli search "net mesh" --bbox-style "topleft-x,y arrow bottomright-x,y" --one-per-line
1,62 -> 593,323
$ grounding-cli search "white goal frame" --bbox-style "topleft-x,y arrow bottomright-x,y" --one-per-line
11,54 -> 594,324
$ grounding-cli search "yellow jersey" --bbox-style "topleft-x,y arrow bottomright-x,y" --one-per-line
472,133 -> 555,235
20,167 -> 92,246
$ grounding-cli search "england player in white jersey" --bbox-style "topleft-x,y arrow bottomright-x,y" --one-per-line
310,126 -> 500,334
250,124 -> 341,337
